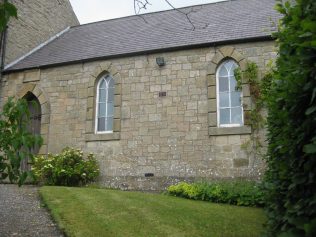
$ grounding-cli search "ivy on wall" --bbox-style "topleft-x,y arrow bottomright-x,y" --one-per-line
234,62 -> 272,158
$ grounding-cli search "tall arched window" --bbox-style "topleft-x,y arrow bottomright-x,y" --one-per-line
96,74 -> 114,133
216,59 -> 243,127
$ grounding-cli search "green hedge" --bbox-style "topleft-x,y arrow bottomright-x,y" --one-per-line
263,0 -> 316,236
166,181 -> 264,207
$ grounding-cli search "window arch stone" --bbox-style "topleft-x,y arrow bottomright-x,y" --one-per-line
207,46 -> 251,136
85,62 -> 121,141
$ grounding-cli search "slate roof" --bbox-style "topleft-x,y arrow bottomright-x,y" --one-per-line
5,0 -> 280,72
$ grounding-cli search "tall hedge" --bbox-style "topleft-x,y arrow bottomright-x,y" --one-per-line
264,0 -> 316,236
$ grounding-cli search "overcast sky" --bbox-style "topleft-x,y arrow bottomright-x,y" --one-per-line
69,0 -> 227,24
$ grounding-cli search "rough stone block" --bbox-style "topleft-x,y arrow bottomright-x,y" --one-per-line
207,74 -> 216,86
87,87 -> 94,97
113,119 -> 121,131
206,62 -> 217,75
23,70 -> 40,82
121,107 -> 131,119
211,51 -> 224,64
233,158 -> 249,167
38,145 -> 47,155
242,84 -> 250,97
239,59 -> 248,71
208,112 -> 217,126
208,126 -> 252,136
16,83 -> 35,98
114,95 -> 122,106
208,99 -> 217,112
148,145 -> 159,153
198,101 -> 208,113
160,129 -> 170,137
231,50 -> 245,62
114,106 -> 121,119
242,97 -> 252,111
207,86 -> 216,99
85,121 -> 93,133
38,93 -> 47,105
219,46 -> 234,57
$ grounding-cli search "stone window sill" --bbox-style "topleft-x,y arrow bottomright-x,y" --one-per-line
208,126 -> 251,136
85,132 -> 120,141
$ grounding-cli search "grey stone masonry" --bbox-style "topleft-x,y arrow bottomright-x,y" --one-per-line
0,41 -> 277,190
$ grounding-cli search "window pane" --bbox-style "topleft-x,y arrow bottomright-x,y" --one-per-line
99,88 -> 106,102
98,103 -> 106,117
229,76 -> 238,91
107,77 -> 114,88
106,102 -> 114,116
219,92 -> 229,107
225,61 -> 234,72
220,109 -> 230,125
99,79 -> 106,89
107,87 -> 114,102
97,117 -> 105,131
231,91 -> 242,107
219,65 -> 228,77
231,107 -> 243,125
219,77 -> 229,92
229,62 -> 238,77
105,117 -> 113,131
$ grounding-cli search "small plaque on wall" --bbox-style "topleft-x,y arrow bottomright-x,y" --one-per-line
159,91 -> 167,97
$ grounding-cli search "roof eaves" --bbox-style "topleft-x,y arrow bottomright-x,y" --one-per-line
3,35 -> 274,74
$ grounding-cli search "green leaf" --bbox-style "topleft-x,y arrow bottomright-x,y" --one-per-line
311,88 -> 316,104
299,32 -> 313,38
0,2 -> 18,32
303,144 -> 316,154
304,218 -> 316,237
18,172 -> 28,186
305,106 -> 316,115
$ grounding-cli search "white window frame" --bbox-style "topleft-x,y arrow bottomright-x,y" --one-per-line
216,59 -> 244,128
95,75 -> 114,134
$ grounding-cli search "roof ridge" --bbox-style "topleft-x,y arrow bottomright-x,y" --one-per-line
4,27 -> 70,70
71,0 -> 230,28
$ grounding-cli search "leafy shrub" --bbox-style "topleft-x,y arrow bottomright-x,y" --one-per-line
167,181 -> 264,207
0,97 -> 42,185
263,0 -> 316,236
32,147 -> 99,186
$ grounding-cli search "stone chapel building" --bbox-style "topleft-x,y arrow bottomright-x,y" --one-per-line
0,0 -> 280,190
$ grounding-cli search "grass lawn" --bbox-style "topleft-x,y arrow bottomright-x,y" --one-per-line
40,186 -> 266,237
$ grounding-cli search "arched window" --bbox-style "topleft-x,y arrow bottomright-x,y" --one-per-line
216,59 -> 243,127
96,74 -> 114,133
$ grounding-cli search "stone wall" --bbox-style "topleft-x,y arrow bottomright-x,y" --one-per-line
4,0 -> 78,65
0,41 -> 277,190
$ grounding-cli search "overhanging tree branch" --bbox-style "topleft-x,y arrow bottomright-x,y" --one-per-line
163,0 -> 195,30
133,0 -> 204,31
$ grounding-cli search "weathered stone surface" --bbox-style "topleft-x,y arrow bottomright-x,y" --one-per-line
207,86 -> 216,99
209,126 -> 252,136
233,158 -> 249,167
23,70 -> 40,83
0,41 -> 277,190
219,46 -> 234,57
5,0 -> 78,65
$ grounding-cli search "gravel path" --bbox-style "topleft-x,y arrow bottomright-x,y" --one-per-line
0,184 -> 63,237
